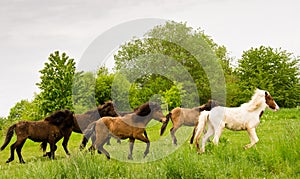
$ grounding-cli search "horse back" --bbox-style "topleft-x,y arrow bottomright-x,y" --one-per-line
177,108 -> 200,126
17,121 -> 61,142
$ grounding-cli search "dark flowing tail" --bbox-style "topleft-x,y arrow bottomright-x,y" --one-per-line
80,121 -> 96,150
0,124 -> 16,151
160,113 -> 171,136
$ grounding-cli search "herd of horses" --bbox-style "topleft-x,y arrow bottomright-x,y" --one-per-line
0,89 -> 279,163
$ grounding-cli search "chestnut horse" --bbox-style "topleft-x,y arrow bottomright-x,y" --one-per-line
78,102 -> 142,150
194,89 -> 279,153
83,102 -> 166,160
160,100 -> 219,145
0,110 -> 75,163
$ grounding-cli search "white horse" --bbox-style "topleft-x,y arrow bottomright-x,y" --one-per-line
194,89 -> 279,153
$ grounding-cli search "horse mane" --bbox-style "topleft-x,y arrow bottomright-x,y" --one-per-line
243,89 -> 266,112
44,109 -> 73,125
135,102 -> 160,117
197,100 -> 219,112
83,101 -> 118,120
84,108 -> 100,120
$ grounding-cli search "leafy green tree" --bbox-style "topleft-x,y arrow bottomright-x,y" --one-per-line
73,71 -> 96,114
114,21 -> 228,108
7,98 -> 42,121
235,46 -> 300,107
36,51 -> 76,115
95,67 -> 115,105
111,73 -> 132,111
163,82 -> 187,110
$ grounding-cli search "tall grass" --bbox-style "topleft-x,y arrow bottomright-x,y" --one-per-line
0,108 -> 299,178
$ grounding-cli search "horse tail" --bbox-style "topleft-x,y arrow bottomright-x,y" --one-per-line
0,124 -> 16,151
160,112 -> 171,136
80,121 -> 96,150
194,111 -> 210,146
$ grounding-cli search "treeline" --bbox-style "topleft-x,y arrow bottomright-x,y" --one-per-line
4,21 -> 300,123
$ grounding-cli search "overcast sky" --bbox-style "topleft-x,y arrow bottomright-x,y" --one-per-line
0,0 -> 299,117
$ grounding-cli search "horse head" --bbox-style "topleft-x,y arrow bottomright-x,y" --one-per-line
98,101 -> 118,117
135,102 -> 166,122
198,100 -> 219,112
265,91 -> 279,111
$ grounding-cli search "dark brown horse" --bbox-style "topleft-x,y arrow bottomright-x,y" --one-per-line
83,102 -> 166,160
160,100 -> 219,145
41,101 -> 119,155
73,101 -> 119,133
0,110 -> 75,163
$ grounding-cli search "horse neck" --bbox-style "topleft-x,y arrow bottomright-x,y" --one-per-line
130,113 -> 152,127
246,99 -> 268,114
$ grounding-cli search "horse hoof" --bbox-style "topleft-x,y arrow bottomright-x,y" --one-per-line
197,149 -> 205,154
243,144 -> 251,150
6,158 -> 13,163
128,156 -> 133,160
20,160 -> 25,164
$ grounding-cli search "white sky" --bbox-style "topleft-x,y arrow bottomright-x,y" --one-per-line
0,0 -> 299,117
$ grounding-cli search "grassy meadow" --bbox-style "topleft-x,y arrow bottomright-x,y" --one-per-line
0,108 -> 299,178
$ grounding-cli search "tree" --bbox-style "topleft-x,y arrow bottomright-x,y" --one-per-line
73,71 -> 96,114
235,46 -> 300,107
36,51 -> 76,115
7,98 -> 42,121
114,21 -> 228,107
95,67 -> 115,105
163,82 -> 187,110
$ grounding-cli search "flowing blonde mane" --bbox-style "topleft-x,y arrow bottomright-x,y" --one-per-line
242,89 -> 266,112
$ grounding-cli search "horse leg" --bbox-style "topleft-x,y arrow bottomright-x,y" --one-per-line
134,133 -> 150,158
106,136 -> 112,145
212,123 -> 225,145
79,136 -> 88,150
200,123 -> 214,153
41,141 -> 48,156
194,124 -> 205,152
128,138 -> 135,160
6,143 -> 16,163
170,125 -> 180,145
62,131 -> 72,155
49,142 -> 57,160
97,144 -> 110,159
94,132 -> 110,159
190,125 -> 197,144
144,130 -> 149,140
244,128 -> 259,149
6,137 -> 25,163
16,139 -> 26,164
87,133 -> 97,154
95,138 -> 110,159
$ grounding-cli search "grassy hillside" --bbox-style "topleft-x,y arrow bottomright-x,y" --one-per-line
0,108 -> 299,178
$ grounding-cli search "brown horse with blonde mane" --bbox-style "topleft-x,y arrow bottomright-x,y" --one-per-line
160,100 -> 219,145
0,109 -> 75,163
83,102 -> 166,160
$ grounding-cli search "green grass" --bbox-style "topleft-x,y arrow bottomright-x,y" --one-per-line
0,108 -> 299,178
